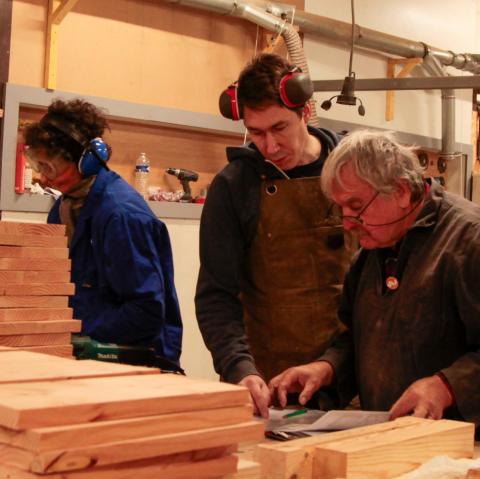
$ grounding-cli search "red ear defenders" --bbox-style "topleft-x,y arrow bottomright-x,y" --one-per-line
40,115 -> 110,177
219,68 -> 314,120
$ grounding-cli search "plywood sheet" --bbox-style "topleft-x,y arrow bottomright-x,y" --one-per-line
0,234 -> 67,248
0,308 -> 73,322
313,419 -> 474,479
0,453 -> 237,479
0,271 -> 71,283
0,374 -> 250,429
0,332 -> 71,347
0,258 -> 70,271
0,320 -> 80,335
0,296 -> 69,309
0,351 -> 156,385
0,222 -> 65,236
0,405 -> 253,452
0,283 -> 75,296
3,421 -> 262,473
0,246 -> 68,259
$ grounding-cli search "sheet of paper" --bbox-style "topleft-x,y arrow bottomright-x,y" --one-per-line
267,408 -> 390,433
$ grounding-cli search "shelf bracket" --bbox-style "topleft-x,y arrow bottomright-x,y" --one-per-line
44,0 -> 80,90
385,58 -> 422,121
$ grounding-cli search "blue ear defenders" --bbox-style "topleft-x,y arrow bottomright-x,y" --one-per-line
219,67 -> 314,120
40,115 -> 110,176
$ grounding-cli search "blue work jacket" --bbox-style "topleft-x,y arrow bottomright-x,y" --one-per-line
48,169 -> 183,364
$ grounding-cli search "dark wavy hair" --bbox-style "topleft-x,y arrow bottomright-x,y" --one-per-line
237,53 -> 303,116
24,99 -> 110,163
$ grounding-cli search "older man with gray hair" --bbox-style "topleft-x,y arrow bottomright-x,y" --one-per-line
270,129 -> 480,432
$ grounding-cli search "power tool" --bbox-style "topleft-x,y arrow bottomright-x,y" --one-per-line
166,167 -> 199,202
72,335 -> 184,374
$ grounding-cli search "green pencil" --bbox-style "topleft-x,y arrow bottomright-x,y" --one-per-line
282,408 -> 308,419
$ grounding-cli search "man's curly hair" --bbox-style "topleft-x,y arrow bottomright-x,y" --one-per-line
24,99 -> 110,164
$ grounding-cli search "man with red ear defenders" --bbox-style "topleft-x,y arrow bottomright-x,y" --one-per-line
24,99 -> 183,368
195,53 -> 355,417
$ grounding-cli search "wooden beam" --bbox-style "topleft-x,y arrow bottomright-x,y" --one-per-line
44,0 -> 80,89
51,0 -> 80,25
385,58 -> 422,121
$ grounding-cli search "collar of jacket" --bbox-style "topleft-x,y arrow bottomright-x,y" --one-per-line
225,125 -> 339,179
409,178 -> 443,230
68,168 -> 115,252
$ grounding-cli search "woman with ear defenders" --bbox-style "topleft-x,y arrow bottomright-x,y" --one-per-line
24,99 -> 182,368
195,53 -> 356,418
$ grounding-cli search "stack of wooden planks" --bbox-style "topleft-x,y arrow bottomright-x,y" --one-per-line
0,221 -> 78,358
0,350 -> 263,478
255,416 -> 475,479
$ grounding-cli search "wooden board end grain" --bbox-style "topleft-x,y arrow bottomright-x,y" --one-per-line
0,320 -> 81,335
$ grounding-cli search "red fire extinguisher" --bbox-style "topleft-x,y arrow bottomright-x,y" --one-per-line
15,143 -> 26,194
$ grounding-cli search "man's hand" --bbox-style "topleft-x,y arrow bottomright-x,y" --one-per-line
268,361 -> 334,408
389,375 -> 454,420
239,375 -> 270,419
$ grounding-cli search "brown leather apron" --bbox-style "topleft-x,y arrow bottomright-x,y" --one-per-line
241,176 -> 354,381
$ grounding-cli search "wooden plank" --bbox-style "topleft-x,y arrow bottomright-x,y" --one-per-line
0,271 -> 71,283
467,469 -> 480,478
0,296 -> 69,309
0,405 -> 253,452
0,283 -> 74,296
0,351 -> 156,386
0,452 -> 238,479
0,332 -> 71,347
0,234 -> 67,248
0,374 -> 251,429
4,421 -> 263,473
0,246 -> 68,259
0,308 -> 73,322
0,258 -> 70,271
254,416 -> 426,479
313,419 -> 474,479
0,222 -> 65,237
17,344 -> 74,358
0,320 -> 80,334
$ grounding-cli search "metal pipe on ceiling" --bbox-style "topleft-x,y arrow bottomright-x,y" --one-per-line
162,0 -> 480,74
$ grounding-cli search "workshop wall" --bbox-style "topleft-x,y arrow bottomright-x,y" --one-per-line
7,0 -> 304,380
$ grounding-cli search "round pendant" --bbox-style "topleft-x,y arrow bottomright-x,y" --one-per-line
386,276 -> 399,290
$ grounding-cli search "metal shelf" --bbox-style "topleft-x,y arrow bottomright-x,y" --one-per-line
1,83 -> 242,219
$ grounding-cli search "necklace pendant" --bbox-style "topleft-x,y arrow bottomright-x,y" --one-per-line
386,276 -> 399,290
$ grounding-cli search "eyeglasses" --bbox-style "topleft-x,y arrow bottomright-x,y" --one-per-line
341,191 -> 380,226
329,191 -> 380,226
24,147 -> 60,180
326,190 -> 424,228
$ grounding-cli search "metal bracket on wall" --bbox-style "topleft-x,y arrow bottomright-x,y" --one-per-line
44,0 -> 80,90
385,58 -> 422,122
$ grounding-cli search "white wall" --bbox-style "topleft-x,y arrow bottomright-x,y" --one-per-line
0,211 -> 217,380
164,219 -> 217,380
304,0 -> 478,145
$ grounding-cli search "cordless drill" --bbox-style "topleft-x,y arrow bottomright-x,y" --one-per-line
165,167 -> 199,202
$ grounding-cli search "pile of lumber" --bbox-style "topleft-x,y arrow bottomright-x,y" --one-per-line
0,221 -> 78,358
255,416 -> 475,479
0,350 -> 263,478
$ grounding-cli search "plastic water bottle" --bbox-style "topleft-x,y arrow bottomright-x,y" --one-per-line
134,152 -> 150,200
